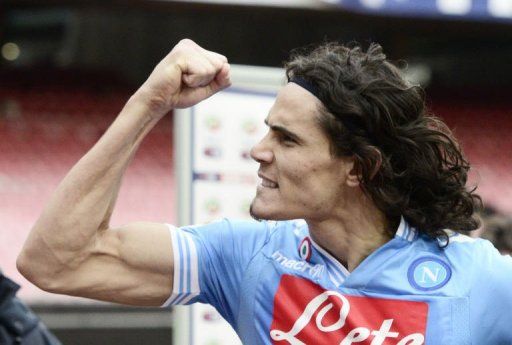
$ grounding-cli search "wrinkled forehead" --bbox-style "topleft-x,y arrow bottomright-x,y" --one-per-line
268,83 -> 324,125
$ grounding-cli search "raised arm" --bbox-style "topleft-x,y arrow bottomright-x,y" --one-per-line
16,39 -> 231,306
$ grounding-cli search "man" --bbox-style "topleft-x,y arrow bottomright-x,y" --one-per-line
0,271 -> 61,345
17,39 -> 512,344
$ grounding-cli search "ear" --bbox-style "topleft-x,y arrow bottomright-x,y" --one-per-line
345,156 -> 361,188
346,148 -> 382,187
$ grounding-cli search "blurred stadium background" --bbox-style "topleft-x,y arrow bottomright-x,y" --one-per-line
1,0 -> 511,344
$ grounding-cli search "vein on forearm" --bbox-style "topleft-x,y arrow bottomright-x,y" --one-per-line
33,106 -> 158,263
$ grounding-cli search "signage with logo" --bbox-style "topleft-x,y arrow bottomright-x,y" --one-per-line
321,0 -> 512,22
175,64 -> 285,345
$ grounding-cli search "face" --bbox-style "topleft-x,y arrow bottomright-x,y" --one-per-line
250,83 -> 356,222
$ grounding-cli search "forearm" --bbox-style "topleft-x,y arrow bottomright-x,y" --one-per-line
19,96 -> 162,275
18,39 -> 230,298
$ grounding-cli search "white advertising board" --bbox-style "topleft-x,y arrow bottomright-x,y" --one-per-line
174,65 -> 285,345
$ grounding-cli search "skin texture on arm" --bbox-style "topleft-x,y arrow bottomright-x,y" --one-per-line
16,39 -> 231,306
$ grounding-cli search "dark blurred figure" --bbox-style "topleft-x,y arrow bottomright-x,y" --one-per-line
0,272 -> 61,345
480,209 -> 512,255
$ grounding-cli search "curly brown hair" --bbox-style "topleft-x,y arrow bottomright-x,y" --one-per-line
285,42 -> 482,244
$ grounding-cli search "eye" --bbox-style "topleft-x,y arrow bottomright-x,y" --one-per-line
278,133 -> 296,146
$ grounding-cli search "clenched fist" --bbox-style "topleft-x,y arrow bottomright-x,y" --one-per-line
133,39 -> 231,119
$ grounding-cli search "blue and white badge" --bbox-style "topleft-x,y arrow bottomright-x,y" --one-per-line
408,257 -> 452,291
298,237 -> 312,262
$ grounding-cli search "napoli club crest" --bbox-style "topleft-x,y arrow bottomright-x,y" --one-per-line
407,257 -> 452,291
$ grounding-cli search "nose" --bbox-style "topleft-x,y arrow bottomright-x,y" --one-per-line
250,134 -> 274,164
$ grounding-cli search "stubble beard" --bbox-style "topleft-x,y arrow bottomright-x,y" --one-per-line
249,202 -> 262,222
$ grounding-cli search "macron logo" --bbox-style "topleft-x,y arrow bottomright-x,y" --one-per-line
271,251 -> 324,279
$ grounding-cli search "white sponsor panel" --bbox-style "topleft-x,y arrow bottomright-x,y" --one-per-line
436,0 -> 472,15
359,0 -> 386,9
488,0 -> 512,18
175,65 -> 284,345
193,181 -> 256,224
192,91 -> 272,174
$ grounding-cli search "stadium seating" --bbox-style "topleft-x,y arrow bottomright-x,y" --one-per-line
0,71 -> 174,301
1,71 -> 510,301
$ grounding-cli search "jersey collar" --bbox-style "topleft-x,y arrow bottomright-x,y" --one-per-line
309,238 -> 350,286
304,216 -> 417,287
394,216 -> 418,242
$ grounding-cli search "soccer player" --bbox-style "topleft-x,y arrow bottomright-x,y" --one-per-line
17,39 -> 512,344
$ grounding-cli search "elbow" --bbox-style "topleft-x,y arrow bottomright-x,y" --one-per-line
16,250 -> 44,288
16,250 -> 59,292
16,249 -> 34,281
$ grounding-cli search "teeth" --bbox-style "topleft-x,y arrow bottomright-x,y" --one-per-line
261,178 -> 278,188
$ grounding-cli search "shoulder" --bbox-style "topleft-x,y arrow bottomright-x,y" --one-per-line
178,218 -> 269,236
443,232 -> 485,255
441,232 -> 512,286
439,232 -> 499,271
407,232 -> 498,288
175,218 -> 304,250
202,218 -> 307,239
443,231 -> 505,262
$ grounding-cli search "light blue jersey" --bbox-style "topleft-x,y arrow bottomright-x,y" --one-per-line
163,217 -> 512,344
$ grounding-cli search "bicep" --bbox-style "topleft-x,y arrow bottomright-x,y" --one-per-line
55,222 -> 174,306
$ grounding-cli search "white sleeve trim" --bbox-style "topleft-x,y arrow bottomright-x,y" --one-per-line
161,224 -> 200,307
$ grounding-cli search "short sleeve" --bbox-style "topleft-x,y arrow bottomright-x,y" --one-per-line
162,219 -> 271,325
470,240 -> 512,342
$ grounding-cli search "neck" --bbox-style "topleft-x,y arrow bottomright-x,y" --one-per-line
306,195 -> 397,272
